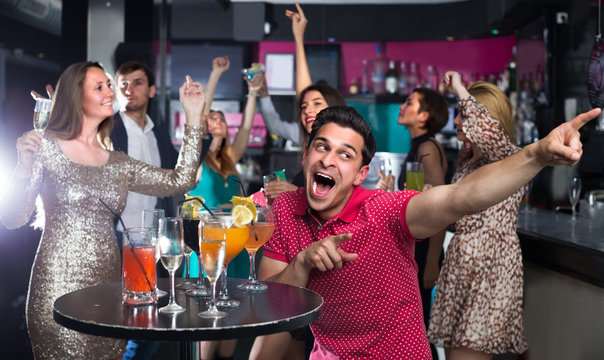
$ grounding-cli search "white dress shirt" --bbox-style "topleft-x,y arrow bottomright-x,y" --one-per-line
117,111 -> 162,231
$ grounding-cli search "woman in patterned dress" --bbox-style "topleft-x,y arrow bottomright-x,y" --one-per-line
0,62 -> 205,359
427,71 -> 528,360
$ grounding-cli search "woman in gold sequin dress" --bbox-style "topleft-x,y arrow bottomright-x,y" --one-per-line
0,62 -> 205,359
428,71 -> 528,360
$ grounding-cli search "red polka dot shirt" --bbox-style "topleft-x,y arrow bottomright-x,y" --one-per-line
263,186 -> 431,359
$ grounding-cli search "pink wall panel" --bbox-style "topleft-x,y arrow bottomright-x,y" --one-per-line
257,35 -> 519,94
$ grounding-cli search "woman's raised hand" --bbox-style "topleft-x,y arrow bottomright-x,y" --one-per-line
285,2 -> 308,40
15,130 -> 42,179
443,71 -> 469,100
212,56 -> 230,74
180,75 -> 205,127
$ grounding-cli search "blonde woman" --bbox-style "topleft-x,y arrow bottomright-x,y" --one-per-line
428,71 -> 527,360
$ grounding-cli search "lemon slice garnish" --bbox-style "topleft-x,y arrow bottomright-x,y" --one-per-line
232,205 -> 254,228
231,196 -> 257,221
182,195 -> 205,219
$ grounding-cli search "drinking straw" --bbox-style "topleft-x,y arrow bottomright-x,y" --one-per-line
99,198 -> 153,292
181,197 -> 216,218
232,178 -> 259,242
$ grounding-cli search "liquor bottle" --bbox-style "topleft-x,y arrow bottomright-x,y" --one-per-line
506,45 -> 517,92
398,61 -> 408,96
407,62 -> 418,92
360,59 -> 370,94
372,44 -> 386,95
425,65 -> 436,90
385,60 -> 398,94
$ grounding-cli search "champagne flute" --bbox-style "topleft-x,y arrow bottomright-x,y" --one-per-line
204,213 -> 248,308
158,217 -> 185,314
199,217 -> 227,318
142,209 -> 168,297
238,206 -> 275,292
568,177 -> 582,222
380,158 -> 394,192
33,98 -> 51,133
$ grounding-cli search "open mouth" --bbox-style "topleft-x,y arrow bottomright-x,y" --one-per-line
306,117 -> 315,126
312,172 -> 335,197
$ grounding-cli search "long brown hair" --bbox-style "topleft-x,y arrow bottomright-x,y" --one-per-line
204,111 -> 240,181
297,82 -> 346,145
46,62 -> 114,148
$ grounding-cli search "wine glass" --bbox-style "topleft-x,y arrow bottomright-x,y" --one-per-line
33,98 -> 51,133
568,177 -> 582,221
180,207 -> 211,297
237,206 -> 275,291
199,217 -> 227,318
142,209 -> 168,297
205,213 -> 248,308
380,158 -> 394,192
158,217 -> 185,314
175,206 -> 195,290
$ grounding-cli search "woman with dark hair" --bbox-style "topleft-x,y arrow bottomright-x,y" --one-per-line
0,62 -> 205,359
376,87 -> 449,358
263,2 -> 346,203
428,71 -> 527,360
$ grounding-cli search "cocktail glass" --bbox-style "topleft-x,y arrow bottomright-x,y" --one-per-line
122,228 -> 157,305
237,206 -> 275,291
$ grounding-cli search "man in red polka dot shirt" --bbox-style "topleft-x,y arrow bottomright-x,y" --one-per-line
257,105 -> 600,360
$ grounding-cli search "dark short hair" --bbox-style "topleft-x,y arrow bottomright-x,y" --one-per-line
116,60 -> 155,87
413,88 -> 448,135
307,106 -> 376,167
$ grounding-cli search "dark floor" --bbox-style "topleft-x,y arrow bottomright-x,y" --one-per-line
151,337 -> 256,360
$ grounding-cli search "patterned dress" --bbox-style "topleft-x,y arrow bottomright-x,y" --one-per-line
0,126 -> 202,359
427,96 -> 528,354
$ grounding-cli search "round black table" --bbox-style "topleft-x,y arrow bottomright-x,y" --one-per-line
53,278 -> 322,359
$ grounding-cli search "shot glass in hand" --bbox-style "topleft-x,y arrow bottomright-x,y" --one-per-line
263,174 -> 279,205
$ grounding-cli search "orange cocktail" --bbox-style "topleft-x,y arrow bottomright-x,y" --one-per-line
203,225 -> 249,264
244,222 -> 275,252
122,245 -> 157,304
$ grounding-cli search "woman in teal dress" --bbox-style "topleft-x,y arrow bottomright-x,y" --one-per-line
188,55 -> 259,360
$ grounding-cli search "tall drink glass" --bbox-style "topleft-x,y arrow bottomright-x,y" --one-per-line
181,208 -> 211,297
238,206 -> 275,291
199,218 -> 227,318
122,228 -> 157,305
405,162 -> 425,191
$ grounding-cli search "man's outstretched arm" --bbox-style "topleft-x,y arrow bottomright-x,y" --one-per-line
407,108 -> 601,240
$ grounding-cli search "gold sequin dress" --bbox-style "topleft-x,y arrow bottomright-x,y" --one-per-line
0,125 -> 202,359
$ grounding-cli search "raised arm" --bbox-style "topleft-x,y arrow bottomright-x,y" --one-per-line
286,3 -> 312,98
202,56 -> 230,120
230,78 -> 257,163
406,107 -> 602,239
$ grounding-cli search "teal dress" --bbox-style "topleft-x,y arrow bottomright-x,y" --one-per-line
188,162 -> 249,279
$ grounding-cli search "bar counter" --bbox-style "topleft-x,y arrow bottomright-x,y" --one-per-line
516,207 -> 604,360
517,207 -> 604,288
